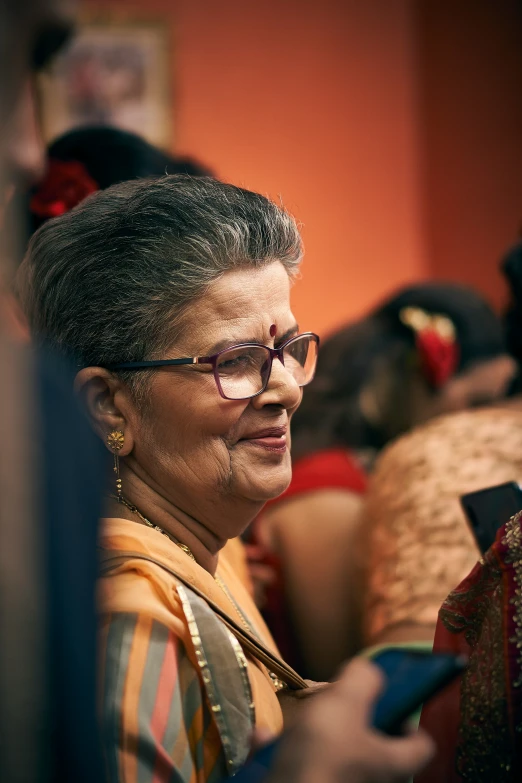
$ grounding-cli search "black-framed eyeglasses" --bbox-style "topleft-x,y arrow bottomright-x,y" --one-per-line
107,332 -> 320,401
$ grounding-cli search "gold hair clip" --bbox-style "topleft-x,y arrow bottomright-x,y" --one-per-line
400,306 -> 456,341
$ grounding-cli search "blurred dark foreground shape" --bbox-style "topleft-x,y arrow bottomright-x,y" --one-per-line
0,1 -> 107,781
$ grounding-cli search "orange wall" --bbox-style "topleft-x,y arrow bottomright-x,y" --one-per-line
417,0 -> 522,310
86,0 -> 428,337
84,0 -> 522,334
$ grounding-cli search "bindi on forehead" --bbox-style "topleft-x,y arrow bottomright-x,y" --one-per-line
269,323 -> 277,338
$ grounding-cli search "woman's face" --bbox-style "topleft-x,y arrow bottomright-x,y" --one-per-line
119,261 -> 303,534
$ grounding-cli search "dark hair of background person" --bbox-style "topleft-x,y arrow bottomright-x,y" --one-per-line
503,241 -> 522,365
9,125 -> 213,261
291,282 -> 506,460
47,125 -> 211,181
32,125 -> 213,229
17,174 -> 301,399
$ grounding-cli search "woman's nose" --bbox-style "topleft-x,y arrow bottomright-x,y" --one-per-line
251,355 -> 302,410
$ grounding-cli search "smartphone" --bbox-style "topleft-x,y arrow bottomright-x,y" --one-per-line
370,649 -> 467,735
460,481 -> 522,554
231,650 -> 466,781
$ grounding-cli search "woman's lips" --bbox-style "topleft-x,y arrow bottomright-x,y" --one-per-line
238,427 -> 288,453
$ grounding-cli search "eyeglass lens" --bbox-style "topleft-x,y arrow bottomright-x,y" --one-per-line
215,334 -> 318,400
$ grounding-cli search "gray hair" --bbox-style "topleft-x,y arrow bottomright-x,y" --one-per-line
18,175 -> 302,395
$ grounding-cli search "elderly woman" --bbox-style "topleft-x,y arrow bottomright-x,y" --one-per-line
17,176 -> 319,781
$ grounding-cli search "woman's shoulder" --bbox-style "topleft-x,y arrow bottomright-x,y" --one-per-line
371,407 -> 522,491
98,550 -> 190,640
98,517 -> 202,640
364,406 -> 522,547
362,407 -> 522,644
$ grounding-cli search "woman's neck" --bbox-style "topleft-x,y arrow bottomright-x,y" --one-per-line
105,466 -> 228,575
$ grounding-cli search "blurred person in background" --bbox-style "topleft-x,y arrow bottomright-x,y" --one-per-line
290,282 -> 515,466
0,0 -> 72,775
0,3 -> 108,783
502,238 -> 522,390
5,124 -> 213,338
412,240 -> 522,783
415,504 -> 522,783
360,266 -> 521,656
361,406 -> 522,652
20,124 -> 212,240
252,282 -> 514,681
5,124 -> 211,272
0,0 -> 61,199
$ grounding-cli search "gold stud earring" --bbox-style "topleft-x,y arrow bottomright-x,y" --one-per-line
106,429 -> 125,501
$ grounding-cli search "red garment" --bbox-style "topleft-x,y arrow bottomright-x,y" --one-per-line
253,448 -> 367,673
415,513 -> 522,783
267,447 -> 367,507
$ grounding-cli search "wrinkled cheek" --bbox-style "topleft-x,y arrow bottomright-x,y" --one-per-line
182,438 -> 234,490
214,451 -> 234,491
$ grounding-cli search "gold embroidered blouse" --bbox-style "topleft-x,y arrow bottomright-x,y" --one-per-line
362,407 -> 522,645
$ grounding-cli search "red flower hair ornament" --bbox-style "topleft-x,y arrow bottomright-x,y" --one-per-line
30,158 -> 99,219
400,306 -> 459,389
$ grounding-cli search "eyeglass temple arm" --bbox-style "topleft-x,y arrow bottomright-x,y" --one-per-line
106,334 -> 319,371
107,357 -> 199,370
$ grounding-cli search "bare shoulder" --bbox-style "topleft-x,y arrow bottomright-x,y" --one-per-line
263,488 -> 364,545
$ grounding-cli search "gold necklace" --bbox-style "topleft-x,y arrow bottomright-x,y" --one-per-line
110,494 -> 196,561
110,496 -> 286,690
114,496 -> 253,632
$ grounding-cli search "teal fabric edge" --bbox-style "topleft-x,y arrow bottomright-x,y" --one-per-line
360,640 -> 433,659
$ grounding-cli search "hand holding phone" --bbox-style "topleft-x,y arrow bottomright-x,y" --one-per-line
231,651 -> 462,782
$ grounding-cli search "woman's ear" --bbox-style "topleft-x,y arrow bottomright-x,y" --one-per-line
74,367 -> 135,456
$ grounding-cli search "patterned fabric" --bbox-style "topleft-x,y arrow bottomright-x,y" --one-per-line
100,614 -> 225,783
415,512 -> 522,783
98,518 -> 284,783
362,408 -> 522,645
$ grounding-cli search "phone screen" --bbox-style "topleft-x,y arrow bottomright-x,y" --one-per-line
371,650 -> 467,734
460,481 -> 522,554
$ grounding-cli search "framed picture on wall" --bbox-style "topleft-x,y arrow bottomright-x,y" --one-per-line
38,16 -> 172,149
